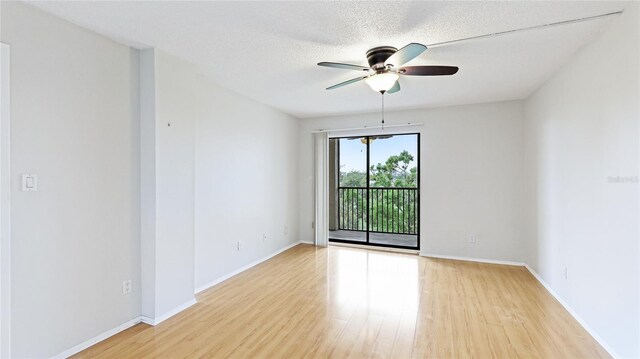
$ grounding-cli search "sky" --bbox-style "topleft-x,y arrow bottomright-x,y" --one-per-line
337,134 -> 418,172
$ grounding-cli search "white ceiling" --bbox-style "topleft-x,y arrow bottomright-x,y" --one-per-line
27,1 -> 627,118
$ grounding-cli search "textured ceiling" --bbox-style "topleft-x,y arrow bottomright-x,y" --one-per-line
27,1 -> 627,118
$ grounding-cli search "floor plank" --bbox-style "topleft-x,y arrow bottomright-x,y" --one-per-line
72,244 -> 610,359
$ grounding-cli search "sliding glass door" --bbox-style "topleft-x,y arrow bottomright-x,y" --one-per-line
328,133 -> 419,250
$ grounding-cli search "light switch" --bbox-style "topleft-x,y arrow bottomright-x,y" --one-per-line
22,174 -> 37,191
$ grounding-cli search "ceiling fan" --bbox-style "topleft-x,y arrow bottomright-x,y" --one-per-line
318,43 -> 459,94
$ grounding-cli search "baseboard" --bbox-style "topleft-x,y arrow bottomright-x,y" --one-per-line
420,252 -> 525,267
53,298 -> 198,358
195,240 -> 304,295
524,265 -> 620,359
299,240 -> 315,245
140,298 -> 197,326
52,317 -> 141,358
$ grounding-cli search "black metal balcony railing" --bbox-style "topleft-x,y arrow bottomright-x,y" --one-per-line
338,187 -> 418,235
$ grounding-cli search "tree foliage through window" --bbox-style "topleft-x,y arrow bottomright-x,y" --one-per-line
339,150 -> 417,188
338,150 -> 418,234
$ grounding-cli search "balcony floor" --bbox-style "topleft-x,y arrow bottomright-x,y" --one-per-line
329,229 -> 418,248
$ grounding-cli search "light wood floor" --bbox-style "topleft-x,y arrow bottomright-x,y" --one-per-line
73,244 -> 609,358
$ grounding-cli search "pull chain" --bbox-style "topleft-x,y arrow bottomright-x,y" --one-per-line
381,92 -> 385,130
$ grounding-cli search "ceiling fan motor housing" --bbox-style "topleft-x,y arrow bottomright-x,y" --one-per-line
366,46 -> 397,70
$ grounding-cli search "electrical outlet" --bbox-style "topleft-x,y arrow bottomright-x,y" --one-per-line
284,226 -> 289,236
263,232 -> 267,241
237,241 -> 241,251
122,280 -> 132,295
564,267 -> 568,280
468,234 -> 478,244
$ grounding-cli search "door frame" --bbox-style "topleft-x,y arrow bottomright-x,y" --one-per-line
328,132 -> 420,251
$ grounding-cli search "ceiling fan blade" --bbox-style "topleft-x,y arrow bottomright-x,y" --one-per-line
386,81 -> 400,94
326,76 -> 367,90
385,43 -> 427,67
398,66 -> 459,76
318,62 -> 370,72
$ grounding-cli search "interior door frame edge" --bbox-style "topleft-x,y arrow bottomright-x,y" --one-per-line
1,41 -> 12,358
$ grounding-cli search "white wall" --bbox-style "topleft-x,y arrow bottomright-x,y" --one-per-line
139,47 -> 299,313
139,49 -> 157,320
194,70 -> 300,291
154,50 -> 197,316
523,5 -> 639,358
139,49 -> 196,320
299,101 -> 526,262
0,2 -> 299,352
1,2 -> 141,357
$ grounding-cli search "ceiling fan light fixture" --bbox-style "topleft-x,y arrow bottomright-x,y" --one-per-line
365,73 -> 399,93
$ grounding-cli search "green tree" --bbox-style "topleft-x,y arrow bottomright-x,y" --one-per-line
339,151 -> 418,234
340,169 -> 366,187
370,150 -> 416,188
